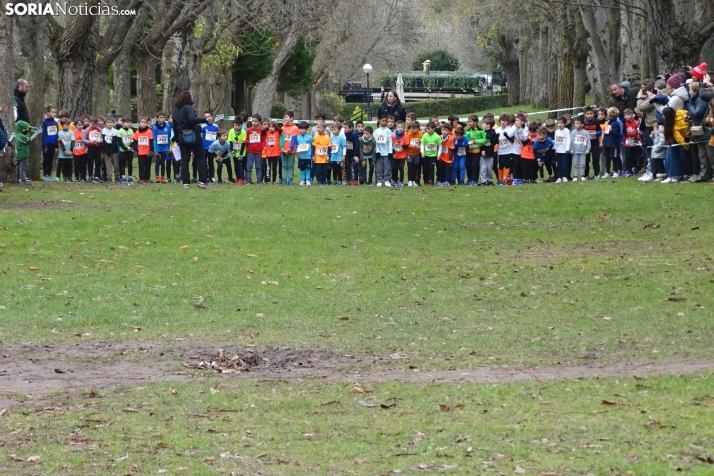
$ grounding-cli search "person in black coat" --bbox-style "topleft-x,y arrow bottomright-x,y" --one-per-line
14,79 -> 30,123
171,90 -> 210,188
377,90 -> 406,122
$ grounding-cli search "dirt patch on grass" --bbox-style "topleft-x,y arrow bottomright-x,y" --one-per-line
2,199 -> 80,211
2,340 -> 714,409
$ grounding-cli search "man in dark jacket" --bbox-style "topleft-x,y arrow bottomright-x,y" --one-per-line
608,82 -> 637,120
14,79 -> 30,123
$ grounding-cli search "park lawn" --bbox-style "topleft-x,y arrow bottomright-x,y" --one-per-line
1,179 -> 714,369
1,372 -> 713,474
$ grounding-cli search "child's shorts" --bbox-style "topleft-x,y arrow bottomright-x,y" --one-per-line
407,155 -> 420,164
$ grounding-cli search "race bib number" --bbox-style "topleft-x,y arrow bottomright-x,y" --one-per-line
346,142 -> 353,150
605,125 -> 612,134
249,133 -> 260,144
574,136 -> 587,145
157,135 -> 168,145
317,146 -> 328,156
410,139 -> 420,148
267,137 -> 275,146
376,135 -> 387,144
138,136 -> 149,146
499,138 -> 509,148
425,144 -> 437,153
122,136 -> 132,146
457,147 -> 466,156
205,131 -> 217,142
555,136 -> 564,144
89,131 -> 100,142
61,138 -> 71,148
232,142 -> 241,151
441,145 -> 450,155
297,143 -> 310,153
104,134 -> 113,144
394,144 -> 403,152
331,144 -> 339,154
363,145 -> 372,154
626,138 -> 639,147
46,125 -> 57,136
283,133 -> 292,143
74,142 -> 86,151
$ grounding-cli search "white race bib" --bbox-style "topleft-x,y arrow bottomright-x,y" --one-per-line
317,146 -> 328,156
138,136 -> 149,146
555,136 -> 564,144
499,138 -> 509,147
394,144 -> 403,152
61,138 -> 71,147
89,131 -> 100,142
249,133 -> 260,144
457,147 -> 466,156
46,125 -> 57,136
74,142 -> 86,151
605,125 -> 612,134
441,145 -> 450,155
363,145 -> 372,154
410,139 -> 420,148
425,144 -> 437,153
122,136 -> 132,146
331,144 -> 339,154
157,135 -> 168,145
376,135 -> 387,144
232,142 -> 241,151
574,136 -> 587,145
626,138 -> 639,147
205,131 -> 217,142
267,136 -> 276,146
297,143 -> 310,153
104,134 -> 113,144
346,142 -> 353,150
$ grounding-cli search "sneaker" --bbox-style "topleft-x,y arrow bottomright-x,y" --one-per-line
299,180 -> 305,186
661,177 -> 678,183
306,180 -> 311,186
407,181 -> 413,187
237,179 -> 244,185
385,181 -> 391,187
638,173 -> 652,182
555,178 -> 562,183
342,180 -> 347,185
198,182 -> 212,189
95,177 -> 104,184
377,182 -> 383,187
183,183 -> 189,188
43,175 -> 49,182
625,171 -> 632,177
611,172 -> 619,178
686,174 -> 700,183
127,178 -> 135,184
397,182 -> 404,187
64,177 -> 70,182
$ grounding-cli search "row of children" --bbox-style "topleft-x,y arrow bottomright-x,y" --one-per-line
29,103 -> 689,188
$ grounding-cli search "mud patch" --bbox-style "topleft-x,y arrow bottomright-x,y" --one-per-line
2,199 -> 80,211
2,340 -> 714,409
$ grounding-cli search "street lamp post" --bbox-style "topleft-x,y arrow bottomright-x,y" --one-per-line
363,63 -> 373,120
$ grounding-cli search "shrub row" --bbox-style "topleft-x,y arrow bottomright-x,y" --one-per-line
339,94 -> 506,120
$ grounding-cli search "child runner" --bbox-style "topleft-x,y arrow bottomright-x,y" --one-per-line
102,117 -> 119,183
358,126 -> 376,185
201,111 -> 218,183
436,124 -> 454,186
85,116 -> 103,183
496,113 -> 513,184
312,122 -> 331,185
296,121 -> 313,186
73,117 -> 88,182
601,107 -> 621,178
245,114 -> 265,184
57,118 -> 74,181
152,111 -> 172,183
133,117 -> 154,183
329,124 -> 347,184
344,120 -> 360,185
570,116 -> 592,181
41,105 -> 58,181
228,116 -> 246,184
208,129 -> 231,181
117,116 -> 134,184
452,126 -> 469,185
392,120 -> 409,186
280,111 -> 299,185
420,121 -> 440,185
405,121 -> 422,187
554,116 -> 571,182
374,116 -> 393,187
264,121 -> 281,184
479,116 -> 498,186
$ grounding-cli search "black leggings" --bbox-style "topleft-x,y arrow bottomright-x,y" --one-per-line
60,159 -> 72,179
119,151 -> 133,178
43,144 -> 56,176
180,141 -> 206,184
88,147 -> 102,178
217,158 -> 233,182
392,159 -> 405,183
232,157 -> 244,180
436,160 -> 452,183
155,152 -> 167,178
267,156 -> 279,183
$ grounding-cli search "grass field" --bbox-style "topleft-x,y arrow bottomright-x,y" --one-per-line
2,178 -> 714,473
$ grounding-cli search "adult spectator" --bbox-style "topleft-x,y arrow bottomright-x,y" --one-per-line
378,90 -> 406,122
171,90 -> 210,189
608,82 -> 637,120
14,79 -> 30,123
685,80 -> 713,182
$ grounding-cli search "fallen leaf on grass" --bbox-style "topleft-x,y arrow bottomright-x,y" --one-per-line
643,420 -> 661,428
696,456 -> 714,464
246,253 -> 257,257
26,456 -> 41,463
195,297 -> 207,309
356,400 -> 375,408
0,408 -> 6,416
180,245 -> 189,250
456,435 -> 470,443
170,388 -> 178,395
191,355 -> 200,359
122,408 -> 139,413
319,400 -> 340,406
380,403 -> 396,409
350,387 -> 365,394
28,266 -> 40,271
601,400 -> 619,405
439,404 -> 450,412
515,466 -> 526,474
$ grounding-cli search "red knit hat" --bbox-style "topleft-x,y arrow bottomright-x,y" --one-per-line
692,62 -> 707,80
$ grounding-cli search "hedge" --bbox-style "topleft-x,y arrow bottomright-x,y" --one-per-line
339,94 -> 506,120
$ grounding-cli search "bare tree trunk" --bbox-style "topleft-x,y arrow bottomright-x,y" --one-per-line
188,36 -> 203,112
114,45 -> 132,117
134,49 -> 157,119
498,34 -> 520,106
49,14 -> 99,117
94,63 -> 110,115
252,25 -> 301,117
571,7 -> 590,107
162,33 -> 190,112
301,89 -> 311,120
17,15 -> 46,181
0,4 -> 15,184
580,2 -> 619,102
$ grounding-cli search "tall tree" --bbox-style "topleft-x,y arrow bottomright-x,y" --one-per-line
0,1 -> 14,184
47,4 -> 100,117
